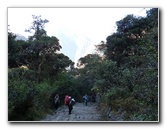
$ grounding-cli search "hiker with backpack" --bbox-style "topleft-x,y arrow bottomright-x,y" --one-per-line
68,97 -> 75,114
64,95 -> 75,114
83,94 -> 88,106
54,94 -> 60,110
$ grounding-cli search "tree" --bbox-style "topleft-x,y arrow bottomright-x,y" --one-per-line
8,32 -> 30,68
25,15 -> 49,41
21,36 -> 61,73
101,8 -> 159,121
8,32 -> 17,68
8,15 -> 75,120
106,14 -> 149,67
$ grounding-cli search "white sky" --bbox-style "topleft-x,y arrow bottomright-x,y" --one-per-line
8,8 -> 149,39
8,8 -> 150,63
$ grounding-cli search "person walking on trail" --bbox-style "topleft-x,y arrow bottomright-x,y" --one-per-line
92,93 -> 96,103
83,94 -> 89,106
64,94 -> 69,105
54,94 -> 60,110
68,97 -> 75,114
64,95 -> 75,114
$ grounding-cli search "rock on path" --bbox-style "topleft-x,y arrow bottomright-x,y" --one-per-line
41,102 -> 102,121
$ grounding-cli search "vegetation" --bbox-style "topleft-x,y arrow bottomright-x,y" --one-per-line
8,8 -> 158,121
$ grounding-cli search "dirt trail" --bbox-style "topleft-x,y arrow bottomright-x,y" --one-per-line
41,102 -> 102,121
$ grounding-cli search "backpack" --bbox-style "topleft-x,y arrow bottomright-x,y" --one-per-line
69,98 -> 75,106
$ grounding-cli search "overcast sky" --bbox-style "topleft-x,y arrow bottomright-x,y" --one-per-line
8,8 -> 150,63
8,8 -> 149,39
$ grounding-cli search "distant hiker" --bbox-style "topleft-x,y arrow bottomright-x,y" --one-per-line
64,94 -> 70,105
92,93 -> 96,102
54,94 -> 60,110
83,94 -> 88,106
68,97 -> 75,114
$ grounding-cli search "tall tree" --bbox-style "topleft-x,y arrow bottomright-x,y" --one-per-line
102,8 -> 159,121
21,16 -> 61,73
16,15 -> 74,81
25,15 -> 49,41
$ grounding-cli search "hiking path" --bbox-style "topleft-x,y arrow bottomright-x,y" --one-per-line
41,102 -> 102,122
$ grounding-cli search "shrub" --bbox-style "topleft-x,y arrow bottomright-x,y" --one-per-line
8,68 -> 37,121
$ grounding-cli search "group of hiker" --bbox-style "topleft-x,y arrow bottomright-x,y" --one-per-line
54,93 -> 96,114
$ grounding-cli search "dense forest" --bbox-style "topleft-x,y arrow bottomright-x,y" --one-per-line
8,8 -> 158,121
